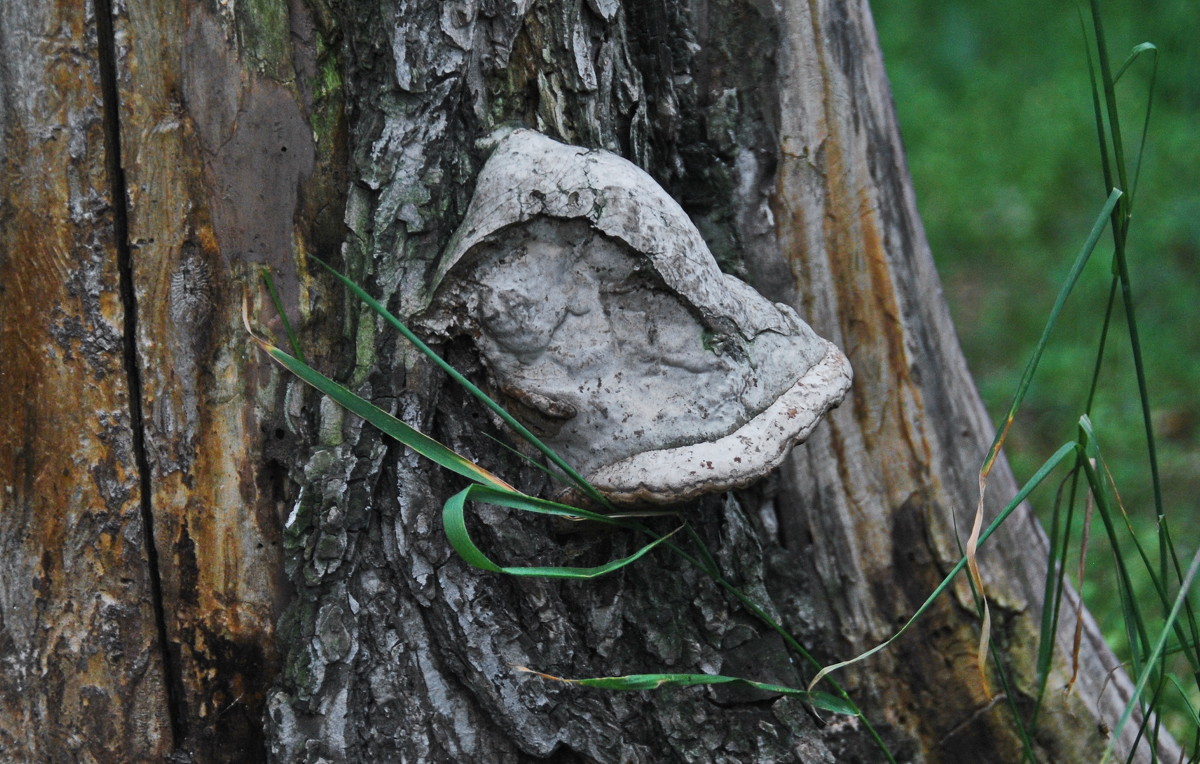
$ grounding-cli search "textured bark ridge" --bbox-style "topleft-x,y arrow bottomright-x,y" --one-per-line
419,129 -> 852,505
268,2 -> 868,760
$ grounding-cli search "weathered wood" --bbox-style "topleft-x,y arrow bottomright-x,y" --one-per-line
0,2 -> 172,759
770,2 -> 1152,760
2,0 -> 336,759
106,0 -> 336,757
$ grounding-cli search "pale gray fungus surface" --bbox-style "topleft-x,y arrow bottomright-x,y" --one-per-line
420,129 -> 852,504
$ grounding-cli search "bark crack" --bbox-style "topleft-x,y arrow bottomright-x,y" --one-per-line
93,0 -> 185,745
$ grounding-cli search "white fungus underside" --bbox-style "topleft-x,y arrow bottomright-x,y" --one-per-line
586,339 -> 851,504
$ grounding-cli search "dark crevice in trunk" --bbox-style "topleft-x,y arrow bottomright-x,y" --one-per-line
93,0 -> 185,746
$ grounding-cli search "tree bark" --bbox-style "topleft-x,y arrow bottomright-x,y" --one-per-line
0,3 -> 173,758
1,0 -> 337,760
0,0 -> 1165,762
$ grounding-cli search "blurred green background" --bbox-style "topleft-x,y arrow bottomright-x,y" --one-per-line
873,0 -> 1199,688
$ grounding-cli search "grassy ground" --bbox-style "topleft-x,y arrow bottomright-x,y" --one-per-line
874,0 -> 1200,746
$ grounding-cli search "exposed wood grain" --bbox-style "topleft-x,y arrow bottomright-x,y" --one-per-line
0,2 -> 172,759
105,0 -> 328,757
4,1 -> 338,759
770,1 -> 1164,760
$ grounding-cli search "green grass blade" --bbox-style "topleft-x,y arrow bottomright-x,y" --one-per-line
1113,42 -> 1157,82
1166,675 -> 1200,747
310,256 -> 612,509
1104,474 -> 1190,633
1077,418 -> 1151,656
1080,7 -> 1116,212
965,189 -> 1120,705
660,531 -> 897,762
1100,503 -> 1200,733
1085,278 -> 1119,414
1076,417 -> 1162,752
681,523 -> 721,579
288,260 -> 897,753
520,668 -> 858,715
1159,518 -> 1200,689
810,441 -> 1079,691
989,637 -> 1038,762
979,189 -> 1120,485
1113,43 -> 1158,202
1032,470 -> 1079,729
260,267 -> 306,363
1102,546 -> 1200,762
257,338 -> 514,491
1089,0 -> 1130,209
481,431 -> 574,487
447,481 -> 897,757
1111,238 -> 1165,524
442,484 -> 673,579
1087,2 -> 1164,533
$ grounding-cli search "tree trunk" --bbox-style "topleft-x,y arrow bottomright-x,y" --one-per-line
1,0 -> 331,759
0,0 -> 1164,762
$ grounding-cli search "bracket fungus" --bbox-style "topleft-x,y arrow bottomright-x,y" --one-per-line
420,129 -> 852,505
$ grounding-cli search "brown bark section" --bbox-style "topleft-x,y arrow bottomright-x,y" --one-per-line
105,1 -> 330,758
2,1 -> 330,759
0,2 -> 172,760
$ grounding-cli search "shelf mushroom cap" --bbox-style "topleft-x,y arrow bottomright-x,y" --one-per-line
423,129 -> 852,505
